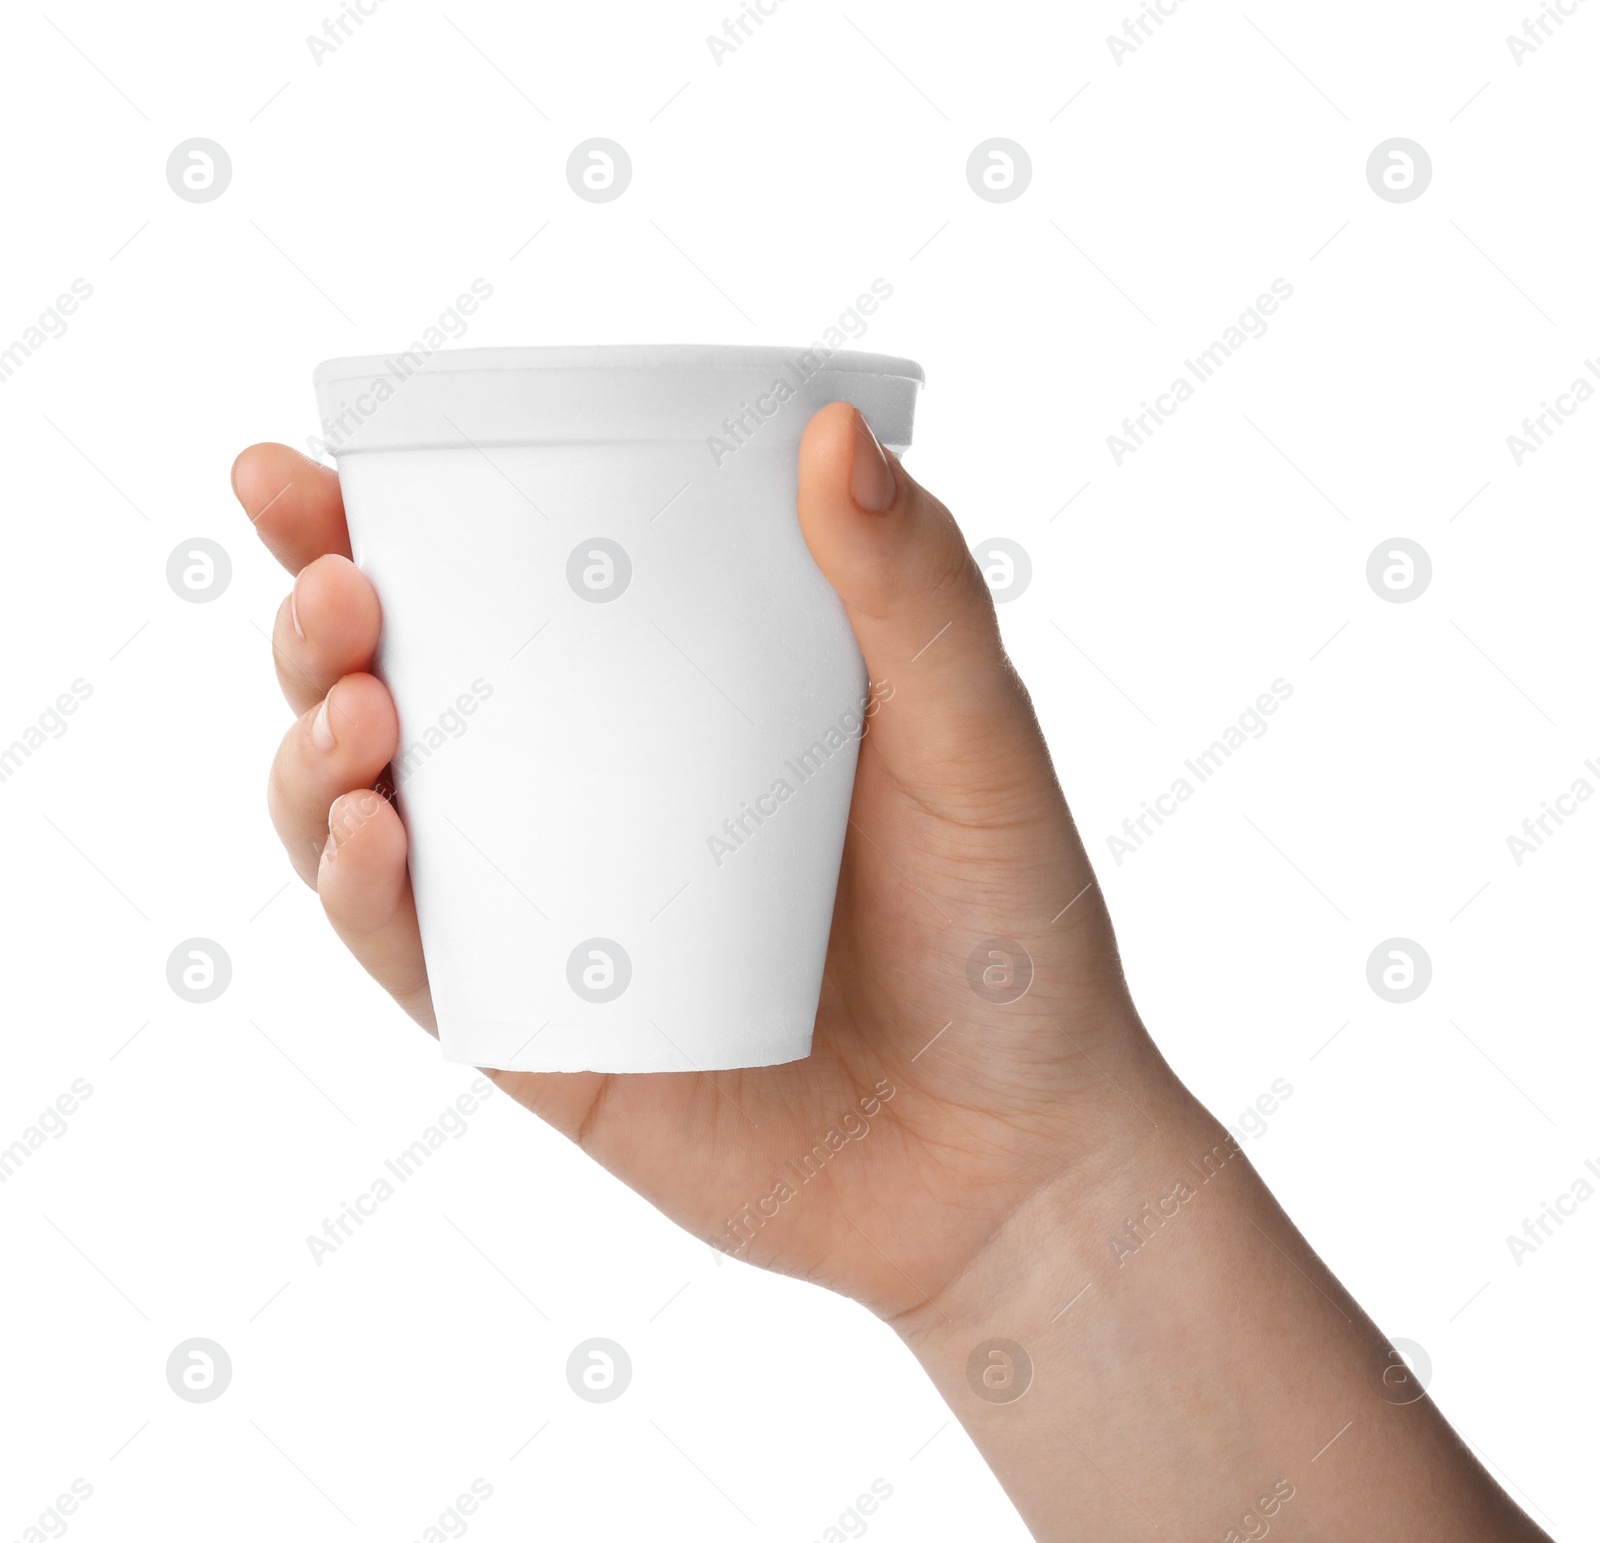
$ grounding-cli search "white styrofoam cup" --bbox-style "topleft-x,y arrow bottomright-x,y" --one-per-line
312,345 -> 922,1073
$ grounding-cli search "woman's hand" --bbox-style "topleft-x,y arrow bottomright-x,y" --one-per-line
236,405 -> 1548,1539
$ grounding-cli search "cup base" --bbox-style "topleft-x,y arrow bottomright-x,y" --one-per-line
438,1019 -> 816,1075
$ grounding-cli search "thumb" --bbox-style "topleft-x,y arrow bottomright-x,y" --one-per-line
796,402 -> 1048,800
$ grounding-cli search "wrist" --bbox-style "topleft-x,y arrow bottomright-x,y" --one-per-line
885,1078 -> 1225,1358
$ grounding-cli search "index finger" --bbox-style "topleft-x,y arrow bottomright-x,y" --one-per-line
232,442 -> 351,575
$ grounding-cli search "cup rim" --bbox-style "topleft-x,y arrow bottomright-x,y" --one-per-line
313,343 -> 925,388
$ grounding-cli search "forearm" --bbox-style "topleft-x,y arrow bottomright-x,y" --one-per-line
892,1084 -> 1549,1540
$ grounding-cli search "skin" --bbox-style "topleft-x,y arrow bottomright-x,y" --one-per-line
235,405 -> 1553,1539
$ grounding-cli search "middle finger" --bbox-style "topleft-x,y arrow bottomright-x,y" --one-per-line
271,552 -> 382,715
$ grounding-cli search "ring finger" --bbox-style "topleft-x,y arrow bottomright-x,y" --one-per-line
268,672 -> 399,884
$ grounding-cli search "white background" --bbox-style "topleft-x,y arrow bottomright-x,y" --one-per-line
2,1 -> 1596,1538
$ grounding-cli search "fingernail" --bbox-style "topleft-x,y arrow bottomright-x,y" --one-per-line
289,573 -> 307,640
311,695 -> 335,752
850,410 -> 897,513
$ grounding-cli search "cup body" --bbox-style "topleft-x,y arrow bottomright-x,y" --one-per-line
312,345 -> 922,1073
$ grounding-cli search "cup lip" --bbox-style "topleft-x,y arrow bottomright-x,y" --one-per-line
312,343 -> 924,388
